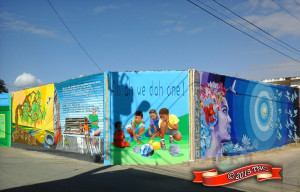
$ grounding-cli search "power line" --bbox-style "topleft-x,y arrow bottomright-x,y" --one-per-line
294,0 -> 300,7
187,0 -> 300,64
270,0 -> 300,23
196,0 -> 300,56
212,0 -> 300,54
46,0 -> 103,72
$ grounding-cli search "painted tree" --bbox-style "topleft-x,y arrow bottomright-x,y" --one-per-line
15,90 -> 47,129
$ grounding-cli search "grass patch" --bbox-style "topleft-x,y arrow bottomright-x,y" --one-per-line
110,114 -> 189,165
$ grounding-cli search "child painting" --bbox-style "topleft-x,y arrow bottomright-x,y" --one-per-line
79,117 -> 90,145
112,122 -> 130,148
158,108 -> 182,150
126,111 -> 145,145
145,109 -> 160,138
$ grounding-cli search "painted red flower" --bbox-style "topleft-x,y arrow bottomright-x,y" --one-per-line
204,103 -> 216,125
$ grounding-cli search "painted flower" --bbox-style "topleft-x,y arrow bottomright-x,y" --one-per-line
200,117 -> 212,157
200,82 -> 227,112
199,81 -> 228,157
204,103 -> 216,125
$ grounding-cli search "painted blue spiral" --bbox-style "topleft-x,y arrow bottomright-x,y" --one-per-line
248,85 -> 277,143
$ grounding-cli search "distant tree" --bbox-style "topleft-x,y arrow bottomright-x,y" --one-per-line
0,79 -> 8,93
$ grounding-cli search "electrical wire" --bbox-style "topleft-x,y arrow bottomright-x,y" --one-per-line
46,0 -> 103,72
294,0 -> 300,7
270,0 -> 300,23
196,0 -> 300,56
212,0 -> 300,54
187,0 -> 300,64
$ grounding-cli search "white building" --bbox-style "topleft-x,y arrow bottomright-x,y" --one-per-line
261,76 -> 300,88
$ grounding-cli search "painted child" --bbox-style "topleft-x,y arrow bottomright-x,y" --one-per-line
145,109 -> 160,144
158,108 -> 182,150
126,111 -> 145,145
79,117 -> 90,145
112,122 -> 130,148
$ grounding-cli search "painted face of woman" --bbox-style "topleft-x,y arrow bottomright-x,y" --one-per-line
215,99 -> 232,142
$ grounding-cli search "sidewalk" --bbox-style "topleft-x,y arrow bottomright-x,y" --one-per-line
0,143 -> 299,192
0,146 -> 238,192
150,143 -> 300,192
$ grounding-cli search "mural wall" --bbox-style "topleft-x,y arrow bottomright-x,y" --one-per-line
54,74 -> 105,157
12,84 -> 55,147
0,93 -> 11,147
6,70 -> 300,165
105,71 -> 189,165
199,72 -> 299,159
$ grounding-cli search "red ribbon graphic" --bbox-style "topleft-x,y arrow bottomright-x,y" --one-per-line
193,164 -> 281,186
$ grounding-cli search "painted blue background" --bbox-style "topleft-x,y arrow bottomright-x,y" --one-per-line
105,71 -> 189,164
200,72 -> 299,156
54,74 -> 104,138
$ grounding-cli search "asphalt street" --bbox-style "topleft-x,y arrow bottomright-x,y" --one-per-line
0,143 -> 300,192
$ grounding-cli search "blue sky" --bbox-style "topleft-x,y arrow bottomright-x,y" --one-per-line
1,0 -> 300,92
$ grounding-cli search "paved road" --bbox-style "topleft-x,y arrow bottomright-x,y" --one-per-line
0,146 -> 239,192
0,143 -> 300,192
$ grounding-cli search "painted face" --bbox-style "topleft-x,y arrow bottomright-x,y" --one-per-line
159,114 -> 169,122
92,109 -> 96,116
135,115 -> 142,124
215,99 -> 232,142
150,113 -> 157,120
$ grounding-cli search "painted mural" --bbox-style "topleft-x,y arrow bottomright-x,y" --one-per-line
12,84 -> 54,147
0,93 -> 11,147
54,74 -> 104,159
106,71 -> 189,165
199,72 -> 299,159
6,70 -> 299,165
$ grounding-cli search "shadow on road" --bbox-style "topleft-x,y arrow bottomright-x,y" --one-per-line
11,142 -> 100,163
2,166 -> 241,192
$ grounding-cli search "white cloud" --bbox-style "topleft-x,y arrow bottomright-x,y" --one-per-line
232,0 -> 300,38
174,26 -> 184,32
158,15 -> 186,35
0,13 -> 56,38
157,26 -> 185,35
242,0 -> 259,9
94,4 -> 118,14
14,73 -> 43,89
261,0 -> 279,10
188,27 -> 204,34
236,0 -> 281,14
239,61 -> 300,80
245,12 -> 300,37
162,20 -> 175,25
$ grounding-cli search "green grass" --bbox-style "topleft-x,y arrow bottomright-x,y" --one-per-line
110,114 -> 189,165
